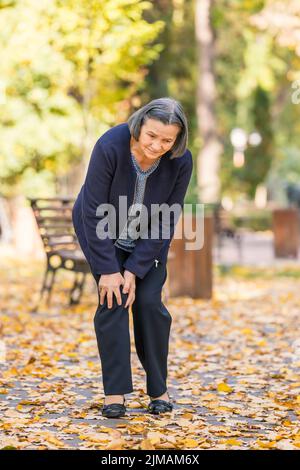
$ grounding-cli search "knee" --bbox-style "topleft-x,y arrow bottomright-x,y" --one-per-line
94,306 -> 101,327
94,291 -> 129,324
134,291 -> 160,310
134,292 -> 172,322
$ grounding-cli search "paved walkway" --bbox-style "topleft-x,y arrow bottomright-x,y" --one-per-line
214,230 -> 300,267
0,243 -> 300,449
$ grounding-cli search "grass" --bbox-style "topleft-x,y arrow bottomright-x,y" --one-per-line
215,264 -> 300,279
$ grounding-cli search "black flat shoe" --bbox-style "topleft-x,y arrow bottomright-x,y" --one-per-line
147,391 -> 174,415
101,396 -> 126,418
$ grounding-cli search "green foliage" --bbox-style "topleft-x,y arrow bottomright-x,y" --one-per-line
0,0 -> 164,196
236,87 -> 274,197
214,0 -> 300,200
236,31 -> 286,99
217,264 -> 300,280
266,146 -> 300,205
232,210 -> 272,231
2,0 -> 300,204
0,0 -> 16,8
132,0 -> 199,203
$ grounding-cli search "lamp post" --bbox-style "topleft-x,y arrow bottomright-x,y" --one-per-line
230,128 -> 262,167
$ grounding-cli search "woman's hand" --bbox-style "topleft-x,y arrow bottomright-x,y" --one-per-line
122,270 -> 136,309
98,272 -> 125,309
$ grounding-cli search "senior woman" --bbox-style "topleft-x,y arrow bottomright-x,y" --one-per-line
72,97 -> 193,418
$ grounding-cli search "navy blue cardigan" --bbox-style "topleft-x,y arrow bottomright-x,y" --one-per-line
72,122 -> 193,279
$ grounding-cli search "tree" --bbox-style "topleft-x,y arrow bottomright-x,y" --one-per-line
139,0 -> 198,204
0,0 -> 164,197
238,86 -> 274,197
0,0 -> 164,253
195,0 -> 222,204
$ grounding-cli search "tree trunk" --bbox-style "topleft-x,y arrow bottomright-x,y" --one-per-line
195,0 -> 222,204
6,195 -> 44,260
65,70 -> 95,197
0,196 -> 13,243
61,18 -> 96,198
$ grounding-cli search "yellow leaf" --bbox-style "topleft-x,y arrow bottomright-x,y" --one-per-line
241,328 -> 253,336
256,340 -> 267,347
256,440 -> 276,449
46,436 -> 65,447
202,393 -> 217,400
147,431 -> 162,445
217,382 -> 233,393
140,439 -> 155,450
224,439 -> 242,446
105,438 -> 126,450
176,398 -> 194,404
293,440 -> 300,449
182,438 -> 198,448
217,406 -> 235,412
79,433 -> 110,443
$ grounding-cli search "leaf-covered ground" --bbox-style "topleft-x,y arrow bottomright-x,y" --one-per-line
1,255 -> 300,450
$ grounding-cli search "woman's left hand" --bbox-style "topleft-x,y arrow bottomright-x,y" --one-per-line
122,270 -> 136,309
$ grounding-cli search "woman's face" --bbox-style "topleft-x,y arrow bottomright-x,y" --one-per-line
137,118 -> 181,161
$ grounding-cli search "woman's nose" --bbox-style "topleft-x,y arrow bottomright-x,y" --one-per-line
153,143 -> 162,151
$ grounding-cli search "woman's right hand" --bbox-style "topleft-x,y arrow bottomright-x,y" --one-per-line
98,272 -> 125,309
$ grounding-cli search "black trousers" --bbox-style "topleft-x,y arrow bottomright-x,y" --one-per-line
91,247 -> 172,398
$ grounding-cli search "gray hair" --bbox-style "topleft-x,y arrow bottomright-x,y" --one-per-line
127,97 -> 188,159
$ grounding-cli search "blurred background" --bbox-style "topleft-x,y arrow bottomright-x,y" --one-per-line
1,0 -> 300,273
1,0 -> 300,450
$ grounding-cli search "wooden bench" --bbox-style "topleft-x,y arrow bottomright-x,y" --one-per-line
29,197 -> 90,308
29,197 -> 173,308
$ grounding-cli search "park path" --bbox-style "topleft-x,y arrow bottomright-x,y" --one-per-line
0,249 -> 300,450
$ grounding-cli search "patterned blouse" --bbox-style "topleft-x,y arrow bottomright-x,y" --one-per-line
114,152 -> 162,252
